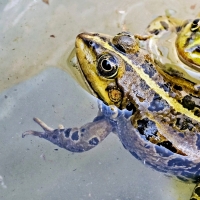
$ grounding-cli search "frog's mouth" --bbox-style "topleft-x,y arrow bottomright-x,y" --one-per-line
67,48 -> 97,96
75,32 -> 112,103
74,54 -> 99,98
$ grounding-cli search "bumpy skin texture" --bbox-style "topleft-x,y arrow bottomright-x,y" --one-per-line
23,31 -> 200,200
76,32 -> 200,156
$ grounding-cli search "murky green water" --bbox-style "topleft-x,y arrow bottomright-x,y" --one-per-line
0,0 -> 200,199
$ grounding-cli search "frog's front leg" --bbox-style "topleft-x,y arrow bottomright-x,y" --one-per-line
22,112 -> 114,153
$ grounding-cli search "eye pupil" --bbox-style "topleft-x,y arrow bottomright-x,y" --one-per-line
97,54 -> 119,78
102,60 -> 112,70
191,19 -> 200,32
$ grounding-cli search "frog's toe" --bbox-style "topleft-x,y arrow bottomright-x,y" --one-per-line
58,124 -> 64,129
22,115 -> 113,152
33,117 -> 54,132
22,130 -> 44,138
22,117 -> 53,139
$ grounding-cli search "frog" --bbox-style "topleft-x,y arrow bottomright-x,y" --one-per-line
145,15 -> 200,84
22,31 -> 200,200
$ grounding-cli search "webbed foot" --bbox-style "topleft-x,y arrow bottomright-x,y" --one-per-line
22,114 -> 113,152
22,117 -> 54,138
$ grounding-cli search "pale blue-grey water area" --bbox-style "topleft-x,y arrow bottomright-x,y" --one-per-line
0,0 -> 200,199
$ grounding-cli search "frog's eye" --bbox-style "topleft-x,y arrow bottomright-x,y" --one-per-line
97,54 -> 119,78
190,19 -> 200,32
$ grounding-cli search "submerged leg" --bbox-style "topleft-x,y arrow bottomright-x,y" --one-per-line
190,183 -> 200,200
22,102 -> 116,152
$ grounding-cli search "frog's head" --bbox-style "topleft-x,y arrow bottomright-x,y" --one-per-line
75,32 -> 138,108
176,19 -> 200,71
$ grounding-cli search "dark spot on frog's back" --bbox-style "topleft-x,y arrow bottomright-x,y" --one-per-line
148,93 -> 169,111
176,26 -> 182,32
175,117 -> 193,131
125,64 -> 133,72
158,83 -> 171,92
149,29 -> 160,35
182,95 -> 195,110
178,132 -> 184,138
160,21 -> 169,30
194,109 -> 200,117
173,84 -> 182,91
141,62 -> 156,78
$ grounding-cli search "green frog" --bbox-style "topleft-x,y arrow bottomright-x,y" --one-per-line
146,15 -> 200,84
23,21 -> 200,199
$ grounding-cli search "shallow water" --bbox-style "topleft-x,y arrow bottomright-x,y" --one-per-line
1,0 -> 200,199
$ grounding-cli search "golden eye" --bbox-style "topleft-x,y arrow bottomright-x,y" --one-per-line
190,19 -> 200,32
97,54 -> 119,78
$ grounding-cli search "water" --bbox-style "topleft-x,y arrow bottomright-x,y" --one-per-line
0,0 -> 200,199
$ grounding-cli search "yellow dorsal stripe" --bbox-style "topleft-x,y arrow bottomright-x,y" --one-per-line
89,35 -> 200,123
